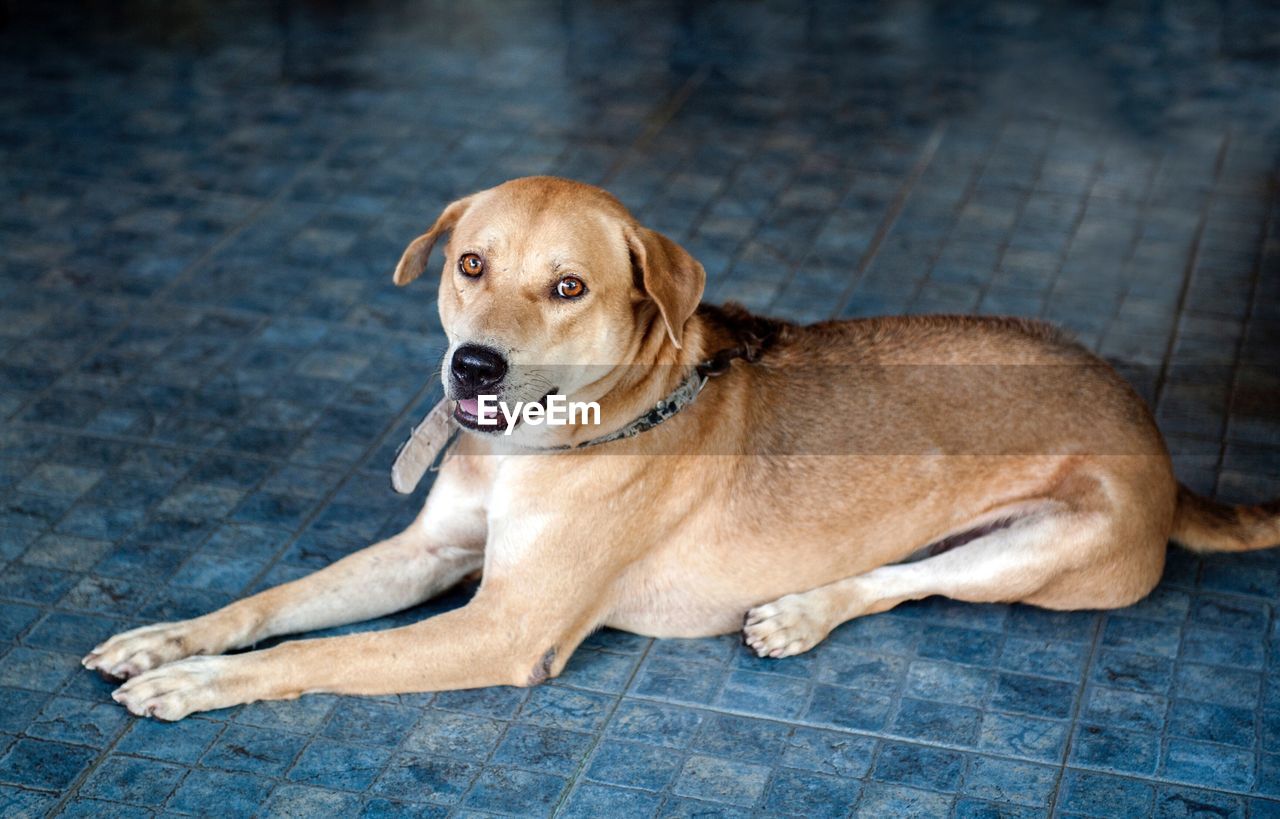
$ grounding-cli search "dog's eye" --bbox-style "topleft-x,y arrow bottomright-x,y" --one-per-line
556,276 -> 586,299
458,253 -> 484,277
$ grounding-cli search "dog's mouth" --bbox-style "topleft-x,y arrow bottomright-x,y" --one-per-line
453,389 -> 557,433
453,396 -> 504,431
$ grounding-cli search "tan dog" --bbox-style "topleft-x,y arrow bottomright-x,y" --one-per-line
84,176 -> 1280,720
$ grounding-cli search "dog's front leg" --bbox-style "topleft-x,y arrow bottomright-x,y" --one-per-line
83,454 -> 490,681
111,569 -> 603,720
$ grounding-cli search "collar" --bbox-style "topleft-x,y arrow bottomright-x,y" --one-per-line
547,323 -> 776,451
390,322 -> 777,493
549,364 -> 706,450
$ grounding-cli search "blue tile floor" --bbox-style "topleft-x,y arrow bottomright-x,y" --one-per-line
2,0 -> 1280,816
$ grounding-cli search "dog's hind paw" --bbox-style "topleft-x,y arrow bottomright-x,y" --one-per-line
742,593 -> 831,659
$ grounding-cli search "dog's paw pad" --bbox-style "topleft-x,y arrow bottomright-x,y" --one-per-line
742,595 -> 829,659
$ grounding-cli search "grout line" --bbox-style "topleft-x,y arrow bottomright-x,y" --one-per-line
27,57 -> 347,819
681,129 -> 774,243
829,123 -> 947,318
547,638 -> 656,816
702,151 -> 810,301
1209,163 -> 1280,802
1032,146 -> 1107,327
764,130 -> 926,316
1150,133 -> 1233,412
10,76 -> 483,819
3,600 -> 1271,810
230,378 -> 446,604
901,118 -> 1008,313
1092,147 -> 1166,354
1044,606 -> 1109,815
616,686 -> 1273,801
599,66 -> 711,188
971,117 -> 1061,312
5,140 -> 347,429
1210,167 -> 1278,495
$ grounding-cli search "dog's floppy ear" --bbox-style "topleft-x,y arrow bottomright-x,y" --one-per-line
626,226 -> 706,349
392,196 -> 473,286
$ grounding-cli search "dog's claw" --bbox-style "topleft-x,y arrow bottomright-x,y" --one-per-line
97,668 -> 125,684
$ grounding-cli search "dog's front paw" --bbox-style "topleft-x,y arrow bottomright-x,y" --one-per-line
743,593 -> 832,659
112,655 -> 237,721
83,618 -> 220,681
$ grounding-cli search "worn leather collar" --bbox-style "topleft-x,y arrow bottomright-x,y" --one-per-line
548,325 -> 777,451
390,320 -> 780,493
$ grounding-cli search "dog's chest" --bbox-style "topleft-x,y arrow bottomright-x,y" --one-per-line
601,525 -> 781,638
604,572 -> 748,638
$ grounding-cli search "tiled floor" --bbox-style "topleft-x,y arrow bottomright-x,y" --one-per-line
2,0 -> 1279,816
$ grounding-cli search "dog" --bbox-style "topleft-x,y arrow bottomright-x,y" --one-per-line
84,176 -> 1280,720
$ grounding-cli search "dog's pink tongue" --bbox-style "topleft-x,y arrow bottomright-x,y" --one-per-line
458,398 -> 501,421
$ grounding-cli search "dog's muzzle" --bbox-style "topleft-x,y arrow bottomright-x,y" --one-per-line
449,343 -> 508,430
450,343 -> 507,393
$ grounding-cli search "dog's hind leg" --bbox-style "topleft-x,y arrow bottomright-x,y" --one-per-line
743,502 -> 1164,658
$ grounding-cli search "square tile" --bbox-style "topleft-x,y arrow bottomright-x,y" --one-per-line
873,742 -> 964,791
204,724 -> 309,776
1057,769 -> 1153,817
0,738 -> 97,791
79,754 -> 185,806
263,783 -> 363,817
287,740 -> 392,791
961,756 -> 1056,808
113,717 -> 224,764
372,754 -> 479,805
490,723 -> 593,776
672,755 -> 770,807
1160,738 -> 1255,792
764,767 -> 862,815
781,726 -> 877,778
561,783 -> 661,818
1069,724 -> 1159,776
462,767 -> 568,815
27,696 -> 129,748
855,782 -> 954,817
403,709 -> 503,760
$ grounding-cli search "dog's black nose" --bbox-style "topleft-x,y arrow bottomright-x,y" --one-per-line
450,344 -> 508,391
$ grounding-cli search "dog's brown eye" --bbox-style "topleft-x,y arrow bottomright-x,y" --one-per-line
556,276 -> 586,299
459,253 -> 484,277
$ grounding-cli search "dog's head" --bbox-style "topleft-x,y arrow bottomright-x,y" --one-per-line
393,176 -> 705,435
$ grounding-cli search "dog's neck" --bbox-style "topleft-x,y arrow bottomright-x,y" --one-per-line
478,302 -> 782,452
567,306 -> 709,445
529,303 -> 779,449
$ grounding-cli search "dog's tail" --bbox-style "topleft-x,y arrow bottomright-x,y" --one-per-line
1172,484 -> 1280,553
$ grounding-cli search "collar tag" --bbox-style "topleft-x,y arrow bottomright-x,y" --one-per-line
390,399 -> 456,494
